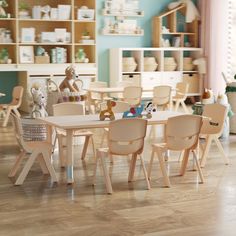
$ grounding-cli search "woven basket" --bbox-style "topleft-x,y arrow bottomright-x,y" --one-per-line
122,64 -> 137,72
183,63 -> 195,71
164,64 -> 177,71
144,64 -> 158,71
22,117 -> 47,141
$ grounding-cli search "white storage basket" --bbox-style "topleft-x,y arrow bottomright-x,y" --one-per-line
21,117 -> 47,141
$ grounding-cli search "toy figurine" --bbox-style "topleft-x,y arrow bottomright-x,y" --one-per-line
122,104 -> 144,118
99,100 -> 116,121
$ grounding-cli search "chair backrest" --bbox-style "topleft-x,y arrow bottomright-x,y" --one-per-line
53,102 -> 85,116
152,85 -> 172,106
201,103 -> 227,136
11,86 -> 24,107
108,118 -> 147,155
123,86 -> 142,106
166,115 -> 202,151
100,101 -> 130,113
89,81 -> 108,100
175,82 -> 189,99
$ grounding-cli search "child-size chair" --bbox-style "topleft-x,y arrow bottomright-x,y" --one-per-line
0,86 -> 24,127
200,103 -> 229,167
172,82 -> 189,113
122,86 -> 142,106
8,112 -> 58,185
93,118 -> 150,194
148,114 -> 204,187
53,103 -> 95,167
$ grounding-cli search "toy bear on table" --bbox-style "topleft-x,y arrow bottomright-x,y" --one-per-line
99,100 -> 116,121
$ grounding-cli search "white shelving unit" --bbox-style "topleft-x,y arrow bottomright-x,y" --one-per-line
110,47 -> 203,97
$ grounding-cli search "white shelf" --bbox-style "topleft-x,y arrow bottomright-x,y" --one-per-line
102,30 -> 144,36
18,19 -> 72,22
102,9 -> 144,17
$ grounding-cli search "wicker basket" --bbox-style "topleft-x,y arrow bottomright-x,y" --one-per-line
21,117 -> 47,141
164,64 -> 177,71
183,63 -> 195,71
122,64 -> 137,72
144,64 -> 158,71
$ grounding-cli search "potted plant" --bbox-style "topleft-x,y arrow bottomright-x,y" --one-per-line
81,30 -> 90,39
0,0 -> 8,18
18,2 -> 30,18
0,48 -> 9,63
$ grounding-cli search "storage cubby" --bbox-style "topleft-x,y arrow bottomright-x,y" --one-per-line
152,4 -> 199,48
110,47 -> 203,96
122,50 -> 142,72
143,50 -> 162,72
74,22 -> 96,44
163,50 -> 181,71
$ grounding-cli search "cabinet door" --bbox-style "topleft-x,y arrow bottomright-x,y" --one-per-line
142,72 -> 162,97
162,72 -> 182,88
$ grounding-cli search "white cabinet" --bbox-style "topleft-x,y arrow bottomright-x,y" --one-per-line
110,47 -> 203,96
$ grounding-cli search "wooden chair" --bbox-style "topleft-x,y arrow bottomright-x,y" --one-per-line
53,103 -> 95,167
93,118 -> 150,194
87,81 -> 108,113
112,81 -> 134,99
0,86 -> 24,127
8,112 -> 58,185
149,85 -> 172,138
172,82 -> 189,113
200,103 -> 229,167
122,86 -> 142,106
100,101 -> 130,147
148,115 -> 204,187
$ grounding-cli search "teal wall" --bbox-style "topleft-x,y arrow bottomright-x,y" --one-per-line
97,0 -> 175,83
0,72 -> 18,103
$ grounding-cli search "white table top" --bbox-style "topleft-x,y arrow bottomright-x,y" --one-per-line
38,111 -> 183,130
85,87 -> 154,93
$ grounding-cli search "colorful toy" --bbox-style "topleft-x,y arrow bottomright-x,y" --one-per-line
99,100 -> 116,121
122,104 -> 144,118
122,102 -> 156,119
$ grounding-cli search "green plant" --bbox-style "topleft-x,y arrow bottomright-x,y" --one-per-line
19,2 -> 29,11
82,30 -> 89,36
0,48 -> 9,63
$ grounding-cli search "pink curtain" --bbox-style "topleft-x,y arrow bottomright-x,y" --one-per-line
199,0 -> 228,95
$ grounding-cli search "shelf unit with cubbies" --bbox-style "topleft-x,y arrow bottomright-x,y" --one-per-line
152,4 -> 199,48
110,47 -> 203,97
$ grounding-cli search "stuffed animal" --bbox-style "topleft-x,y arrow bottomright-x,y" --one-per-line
143,101 -> 157,119
59,65 -> 79,92
99,100 -> 116,121
123,104 -> 144,118
30,86 -> 48,118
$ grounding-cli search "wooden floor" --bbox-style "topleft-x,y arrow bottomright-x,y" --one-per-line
1,119 -> 236,236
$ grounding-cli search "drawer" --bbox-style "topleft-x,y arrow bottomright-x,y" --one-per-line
162,72 -> 182,88
142,72 -> 162,88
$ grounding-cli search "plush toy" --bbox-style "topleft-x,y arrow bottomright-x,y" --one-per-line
59,65 -> 79,92
143,101 -> 156,119
0,0 -> 8,18
99,100 -> 116,121
30,85 -> 48,118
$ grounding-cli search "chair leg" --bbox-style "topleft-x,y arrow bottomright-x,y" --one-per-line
38,154 -> 49,174
175,100 -> 180,112
128,154 -> 137,182
214,137 -> 229,165
12,108 -> 21,117
42,150 -> 58,183
139,155 -> 151,190
97,150 -> 113,194
180,149 -> 190,176
147,149 -> 155,179
8,150 -> 25,177
91,136 -> 96,160
2,107 -> 11,127
81,136 -> 90,160
15,151 -> 38,185
181,101 -> 189,113
156,149 -> 171,187
192,150 -> 204,183
200,136 -> 212,168
100,129 -> 108,147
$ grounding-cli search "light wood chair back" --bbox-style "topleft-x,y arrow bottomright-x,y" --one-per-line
74,78 -> 83,91
201,103 -> 227,137
152,85 -> 171,106
108,118 -> 147,155
174,82 -> 189,99
89,81 -> 108,100
53,102 -> 85,116
166,115 -> 202,151
11,86 -> 24,107
123,86 -> 142,106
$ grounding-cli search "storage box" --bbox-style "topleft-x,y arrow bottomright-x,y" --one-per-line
35,56 -> 50,64
183,73 -> 199,93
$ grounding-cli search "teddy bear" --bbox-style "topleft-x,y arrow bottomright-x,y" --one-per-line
30,85 -> 48,118
0,0 -> 8,17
